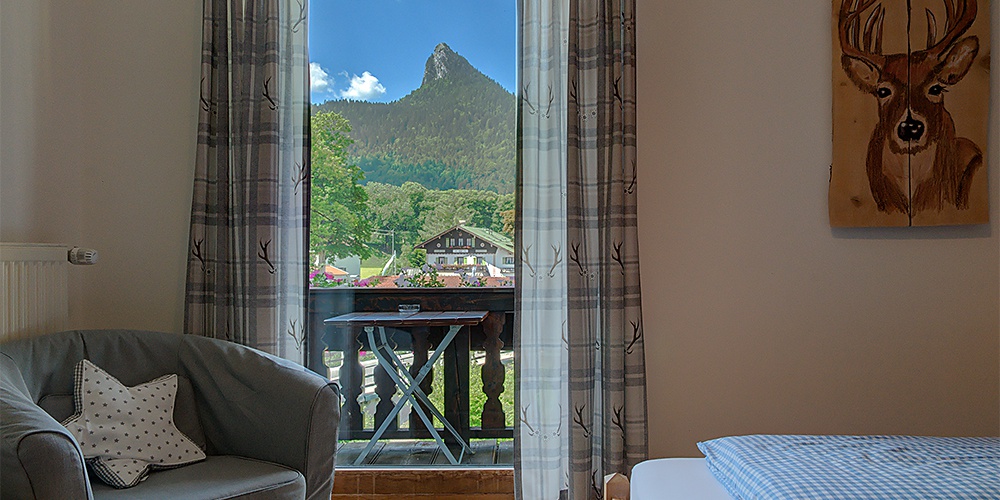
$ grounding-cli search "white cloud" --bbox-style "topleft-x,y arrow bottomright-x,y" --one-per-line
339,71 -> 387,101
310,62 -> 332,94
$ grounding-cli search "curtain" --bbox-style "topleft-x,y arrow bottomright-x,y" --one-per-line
185,0 -> 310,365
516,0 -> 646,498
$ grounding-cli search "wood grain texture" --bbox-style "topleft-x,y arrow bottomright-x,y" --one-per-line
830,0 -> 991,227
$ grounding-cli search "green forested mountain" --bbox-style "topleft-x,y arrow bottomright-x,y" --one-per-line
313,43 -> 515,194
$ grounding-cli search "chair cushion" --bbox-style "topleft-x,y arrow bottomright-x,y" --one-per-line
89,455 -> 306,500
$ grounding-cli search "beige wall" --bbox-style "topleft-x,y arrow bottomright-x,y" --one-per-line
637,1 -> 1000,457
1,0 -> 997,459
1,0 -> 201,333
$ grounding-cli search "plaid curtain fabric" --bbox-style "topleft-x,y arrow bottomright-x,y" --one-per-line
515,0 -> 570,497
517,0 -> 646,498
185,0 -> 310,364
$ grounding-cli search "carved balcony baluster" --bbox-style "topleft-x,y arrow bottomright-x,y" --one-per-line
481,312 -> 506,430
373,334 -> 399,431
339,327 -> 365,432
408,326 -> 433,437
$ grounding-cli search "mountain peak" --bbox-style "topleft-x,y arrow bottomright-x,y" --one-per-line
422,43 -> 476,87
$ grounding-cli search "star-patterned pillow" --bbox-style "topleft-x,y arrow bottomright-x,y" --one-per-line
61,359 -> 206,488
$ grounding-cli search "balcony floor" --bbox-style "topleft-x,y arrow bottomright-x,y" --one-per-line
337,439 -> 513,467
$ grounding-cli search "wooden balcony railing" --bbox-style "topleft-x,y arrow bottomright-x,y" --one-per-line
307,287 -> 514,443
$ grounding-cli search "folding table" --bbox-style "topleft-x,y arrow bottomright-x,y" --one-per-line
324,310 -> 489,465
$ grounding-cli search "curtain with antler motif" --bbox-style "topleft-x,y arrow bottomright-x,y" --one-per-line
516,0 -> 646,498
185,0 -> 310,365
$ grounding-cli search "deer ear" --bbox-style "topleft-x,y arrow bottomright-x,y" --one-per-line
841,55 -> 880,92
938,36 -> 979,85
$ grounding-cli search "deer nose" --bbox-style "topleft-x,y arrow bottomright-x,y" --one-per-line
897,117 -> 925,142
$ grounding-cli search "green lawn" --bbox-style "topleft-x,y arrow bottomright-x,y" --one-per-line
359,254 -> 390,278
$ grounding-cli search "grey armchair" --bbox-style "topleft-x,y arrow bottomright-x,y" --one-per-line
1,329 -> 340,500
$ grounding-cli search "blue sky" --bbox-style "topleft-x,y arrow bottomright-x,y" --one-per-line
309,0 -> 516,104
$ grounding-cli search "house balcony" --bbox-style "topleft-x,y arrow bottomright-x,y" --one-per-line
307,286 -> 514,467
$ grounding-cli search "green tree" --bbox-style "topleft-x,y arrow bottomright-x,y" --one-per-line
500,209 -> 516,238
406,248 -> 427,268
496,193 -> 515,237
310,111 -> 373,261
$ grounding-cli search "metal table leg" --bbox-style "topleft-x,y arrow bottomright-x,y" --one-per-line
352,325 -> 475,465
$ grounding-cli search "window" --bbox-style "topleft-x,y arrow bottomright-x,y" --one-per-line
308,0 -> 515,469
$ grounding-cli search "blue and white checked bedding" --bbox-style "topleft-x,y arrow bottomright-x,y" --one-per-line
697,435 -> 1000,500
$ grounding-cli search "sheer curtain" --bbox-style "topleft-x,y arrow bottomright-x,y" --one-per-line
516,0 -> 646,498
185,0 -> 310,364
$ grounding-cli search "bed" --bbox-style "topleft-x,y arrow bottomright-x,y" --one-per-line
631,458 -> 734,500
628,435 -> 1000,500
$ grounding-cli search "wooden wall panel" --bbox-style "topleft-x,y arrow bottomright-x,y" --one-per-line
830,0 -> 991,227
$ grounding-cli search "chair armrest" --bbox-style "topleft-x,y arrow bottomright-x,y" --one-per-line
179,338 -> 340,500
1,354 -> 92,499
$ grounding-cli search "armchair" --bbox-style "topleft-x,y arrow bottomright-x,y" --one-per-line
1,329 -> 340,500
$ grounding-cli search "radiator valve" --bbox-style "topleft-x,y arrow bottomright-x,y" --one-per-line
68,247 -> 98,265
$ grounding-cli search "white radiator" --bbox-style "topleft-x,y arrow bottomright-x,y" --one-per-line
1,243 -> 70,341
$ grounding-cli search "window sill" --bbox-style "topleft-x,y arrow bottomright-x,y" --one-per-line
333,467 -> 513,498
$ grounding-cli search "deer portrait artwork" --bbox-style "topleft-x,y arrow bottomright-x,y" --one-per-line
830,0 -> 991,227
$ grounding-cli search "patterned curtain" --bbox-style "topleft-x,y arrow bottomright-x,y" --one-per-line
185,0 -> 310,365
516,0 -> 646,498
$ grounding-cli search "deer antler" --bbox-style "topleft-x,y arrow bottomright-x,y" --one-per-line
547,244 -> 562,278
287,319 -> 304,349
611,405 -> 626,436
626,320 -> 642,355
573,404 -> 592,439
192,238 -> 207,272
925,0 -> 977,56
521,244 -> 536,278
612,241 -> 625,275
258,239 -> 276,274
839,0 -> 886,69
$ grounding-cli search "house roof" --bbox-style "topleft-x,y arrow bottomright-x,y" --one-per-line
315,264 -> 349,277
417,224 -> 514,253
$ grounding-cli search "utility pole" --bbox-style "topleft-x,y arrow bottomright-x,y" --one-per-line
391,229 -> 396,274
372,228 -> 397,274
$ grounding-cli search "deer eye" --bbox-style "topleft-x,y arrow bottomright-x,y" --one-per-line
876,87 -> 891,98
928,84 -> 946,96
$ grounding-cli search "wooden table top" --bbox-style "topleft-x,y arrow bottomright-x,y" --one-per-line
324,310 -> 489,328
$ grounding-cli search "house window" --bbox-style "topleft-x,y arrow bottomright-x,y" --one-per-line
503,257 -> 514,265
437,256 -> 447,265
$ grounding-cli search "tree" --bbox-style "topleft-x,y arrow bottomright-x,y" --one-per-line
406,248 -> 427,268
496,193 -> 515,238
310,111 -> 373,261
500,209 -> 516,238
